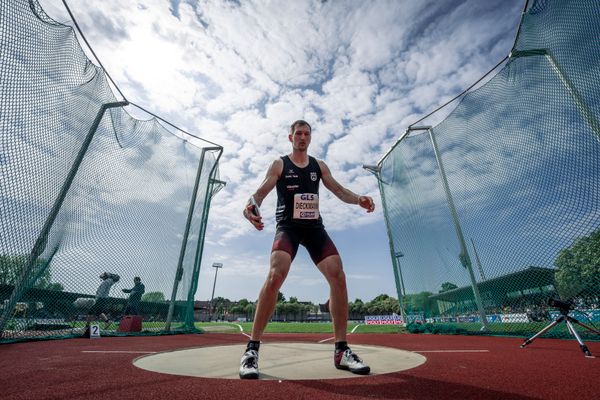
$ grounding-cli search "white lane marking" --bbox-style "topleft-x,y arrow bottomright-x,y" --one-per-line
317,324 -> 361,343
81,350 -> 157,354
233,323 -> 251,338
318,337 -> 335,343
416,350 -> 489,353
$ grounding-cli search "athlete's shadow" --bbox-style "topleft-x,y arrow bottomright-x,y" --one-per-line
289,373 -> 541,400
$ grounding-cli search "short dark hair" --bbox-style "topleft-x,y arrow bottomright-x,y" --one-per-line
134,276 -> 141,282
290,120 -> 311,134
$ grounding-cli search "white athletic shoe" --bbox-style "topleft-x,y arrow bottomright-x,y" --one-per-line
239,349 -> 259,379
334,348 -> 370,375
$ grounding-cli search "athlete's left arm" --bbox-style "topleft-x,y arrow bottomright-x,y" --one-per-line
318,160 -> 375,212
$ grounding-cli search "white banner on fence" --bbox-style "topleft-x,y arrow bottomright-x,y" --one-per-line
364,315 -> 403,325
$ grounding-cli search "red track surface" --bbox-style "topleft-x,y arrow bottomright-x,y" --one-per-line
1,333 -> 599,400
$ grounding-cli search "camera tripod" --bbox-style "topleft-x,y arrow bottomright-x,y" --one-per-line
520,308 -> 600,358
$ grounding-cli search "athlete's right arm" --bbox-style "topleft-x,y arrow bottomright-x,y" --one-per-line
243,158 -> 283,231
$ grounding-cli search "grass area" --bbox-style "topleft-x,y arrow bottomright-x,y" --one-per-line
193,320 -> 599,340
35,319 -> 597,340
194,321 -> 408,334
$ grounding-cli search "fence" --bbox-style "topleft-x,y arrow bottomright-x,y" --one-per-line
0,0 -> 223,342
373,0 -> 600,338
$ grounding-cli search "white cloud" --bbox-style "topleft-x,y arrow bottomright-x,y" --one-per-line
28,0 -> 524,302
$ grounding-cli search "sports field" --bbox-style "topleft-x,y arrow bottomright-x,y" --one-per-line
196,321 -> 406,334
2,326 -> 599,400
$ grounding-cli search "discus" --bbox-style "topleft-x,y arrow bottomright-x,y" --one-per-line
249,196 -> 261,217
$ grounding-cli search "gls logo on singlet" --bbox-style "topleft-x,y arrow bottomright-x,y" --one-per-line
293,193 -> 319,220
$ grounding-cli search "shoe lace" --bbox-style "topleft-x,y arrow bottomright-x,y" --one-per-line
243,353 -> 257,369
346,349 -> 362,363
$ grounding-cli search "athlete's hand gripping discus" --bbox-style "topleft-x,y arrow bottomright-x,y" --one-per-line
249,196 -> 261,217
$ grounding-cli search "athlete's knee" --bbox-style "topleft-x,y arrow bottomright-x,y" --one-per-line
330,270 -> 347,289
265,254 -> 290,292
321,258 -> 346,285
265,268 -> 287,292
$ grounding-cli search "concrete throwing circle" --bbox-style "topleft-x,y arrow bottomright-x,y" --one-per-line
133,342 -> 426,380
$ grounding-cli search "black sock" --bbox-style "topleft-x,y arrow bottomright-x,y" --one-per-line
335,341 -> 349,353
246,340 -> 260,352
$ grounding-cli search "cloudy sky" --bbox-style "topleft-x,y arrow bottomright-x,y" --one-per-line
38,0 -> 524,304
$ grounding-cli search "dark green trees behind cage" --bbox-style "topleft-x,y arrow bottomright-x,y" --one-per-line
0,255 -> 64,291
554,228 -> 600,301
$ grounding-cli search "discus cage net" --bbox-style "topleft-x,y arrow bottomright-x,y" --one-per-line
372,0 -> 600,339
0,0 -> 224,343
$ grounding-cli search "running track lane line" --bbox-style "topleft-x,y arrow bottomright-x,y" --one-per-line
318,323 -> 363,343
234,323 -> 252,338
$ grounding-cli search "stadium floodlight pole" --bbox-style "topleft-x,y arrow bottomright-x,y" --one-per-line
0,101 -> 128,336
426,126 -> 489,331
362,163 -> 406,326
209,263 -> 223,321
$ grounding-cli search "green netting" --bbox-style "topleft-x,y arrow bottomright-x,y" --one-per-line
0,0 -> 223,342
377,0 -> 600,339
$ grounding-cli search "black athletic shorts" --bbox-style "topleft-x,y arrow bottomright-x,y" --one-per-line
271,224 -> 339,264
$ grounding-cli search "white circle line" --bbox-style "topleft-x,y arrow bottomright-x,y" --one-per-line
81,350 -> 157,354
416,350 -> 489,353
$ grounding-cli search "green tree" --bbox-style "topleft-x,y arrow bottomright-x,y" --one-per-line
277,291 -> 286,303
43,282 -> 65,291
238,298 -> 249,308
229,304 -> 244,314
349,299 -> 365,315
215,304 -> 225,319
244,303 -> 255,319
141,291 -> 165,302
372,294 -> 390,302
404,291 -> 434,315
439,282 -> 458,293
364,294 -> 400,315
554,229 -> 600,299
0,255 -> 64,291
211,296 -> 231,310
381,297 -> 400,314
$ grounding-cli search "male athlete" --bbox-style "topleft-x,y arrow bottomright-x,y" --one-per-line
239,120 -> 375,379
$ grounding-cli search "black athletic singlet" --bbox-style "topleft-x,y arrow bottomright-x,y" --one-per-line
272,156 -> 339,263
275,155 -> 323,227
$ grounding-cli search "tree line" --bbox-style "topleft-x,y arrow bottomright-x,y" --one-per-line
2,227 -> 599,314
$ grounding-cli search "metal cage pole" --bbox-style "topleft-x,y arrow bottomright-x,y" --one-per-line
394,251 -> 408,323
363,164 -> 407,325
426,126 -> 489,330
183,149 -> 225,328
165,148 -> 208,331
510,49 -> 600,142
